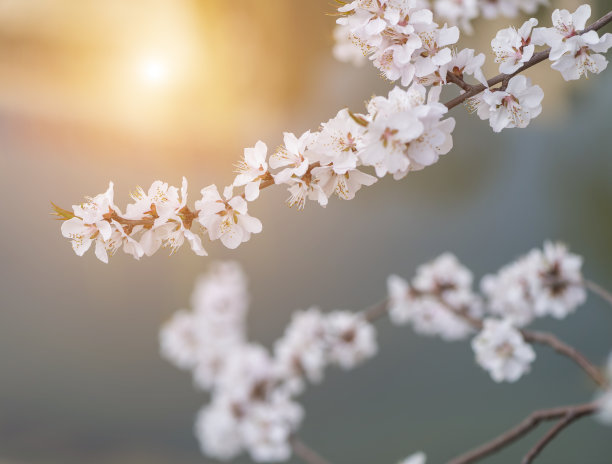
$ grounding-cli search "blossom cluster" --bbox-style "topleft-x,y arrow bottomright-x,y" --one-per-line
56,84 -> 455,262
387,241 -> 587,382
160,262 -> 377,462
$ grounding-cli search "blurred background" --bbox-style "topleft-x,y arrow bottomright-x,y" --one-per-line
1,0 -> 611,463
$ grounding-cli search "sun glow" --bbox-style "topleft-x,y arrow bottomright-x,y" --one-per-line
138,56 -> 171,86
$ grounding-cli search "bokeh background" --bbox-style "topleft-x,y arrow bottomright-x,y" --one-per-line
1,0 -> 611,463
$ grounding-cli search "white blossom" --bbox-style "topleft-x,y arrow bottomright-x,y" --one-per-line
434,0 -> 478,34
234,141 -> 269,201
387,274 -> 414,325
481,251 -> 540,327
312,165 -> 377,201
492,18 -> 538,74
529,241 -> 586,319
271,131 -> 314,185
413,25 -> 460,77
532,5 -> 612,81
60,182 -> 116,262
446,48 -> 488,87
240,394 -> 304,462
474,75 -> 543,132
333,23 -> 367,66
273,308 -> 328,394
324,311 -> 377,369
399,451 -> 427,464
195,398 -> 243,461
196,185 -> 262,249
472,318 -> 535,382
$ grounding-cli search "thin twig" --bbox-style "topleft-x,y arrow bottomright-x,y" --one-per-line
363,298 -> 389,322
584,279 -> 612,308
521,330 -> 608,388
444,9 -> 612,110
290,437 -> 333,464
521,407 -> 591,464
446,402 -> 598,464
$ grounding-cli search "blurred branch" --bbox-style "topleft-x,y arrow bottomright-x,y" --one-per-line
290,437 -> 333,464
521,406 -> 593,464
446,402 -> 598,464
584,279 -> 612,308
444,9 -> 612,110
520,330 -> 608,388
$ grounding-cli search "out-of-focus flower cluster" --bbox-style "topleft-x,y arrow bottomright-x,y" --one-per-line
57,84 -> 455,262
388,241 -> 587,383
160,262 -> 377,462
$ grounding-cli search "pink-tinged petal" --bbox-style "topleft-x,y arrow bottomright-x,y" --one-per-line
283,132 -> 299,155
220,224 -> 244,249
349,169 -> 377,186
184,230 -> 207,256
410,9 -> 433,24
94,239 -> 109,263
180,177 -> 188,207
590,33 -> 612,53
239,214 -> 263,234
71,236 -> 93,256
61,217 -> 86,238
244,180 -> 261,202
439,26 -> 460,47
572,4 -> 591,31
432,47 -> 452,66
199,185 -> 222,204
365,17 -> 386,36
228,195 -> 248,214
140,229 -> 162,256
518,18 -> 538,39
96,220 -> 113,241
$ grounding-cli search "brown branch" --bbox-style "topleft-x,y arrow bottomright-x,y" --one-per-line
443,9 -> 612,110
290,437 -> 333,464
521,330 -> 608,388
446,71 -> 475,92
584,279 -> 612,308
363,298 -> 389,322
446,402 -> 598,464
521,406 -> 592,464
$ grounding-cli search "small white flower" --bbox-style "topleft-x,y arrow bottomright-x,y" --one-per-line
240,394 -> 304,462
195,398 -> 243,461
234,141 -> 269,201
434,0 -> 478,34
472,318 -> 536,383
196,185 -> 262,249
446,48 -> 487,87
550,32 -> 612,81
333,23 -> 367,66
481,251 -> 540,327
324,311 -> 377,370
414,25 -> 460,77
274,308 -> 327,394
312,165 -> 377,201
529,241 -> 586,319
309,108 -> 366,174
532,5 -> 592,60
399,451 -> 427,464
159,310 -> 202,371
285,174 -> 329,210
387,274 -> 414,325
271,131 -> 314,185
492,18 -> 538,74
475,75 -> 543,132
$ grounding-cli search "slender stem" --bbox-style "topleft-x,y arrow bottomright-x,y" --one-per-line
584,279 -> 612,308
363,298 -> 389,322
521,330 -> 608,388
290,437 -> 333,464
446,72 -> 474,92
446,402 -> 598,464
521,407 -> 592,464
444,9 -> 612,110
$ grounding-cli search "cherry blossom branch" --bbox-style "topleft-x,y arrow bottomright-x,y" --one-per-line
521,406 -> 594,464
520,330 -> 608,388
584,278 -> 612,308
443,9 -> 612,110
446,402 -> 598,464
290,437 -> 333,464
359,296 -> 607,387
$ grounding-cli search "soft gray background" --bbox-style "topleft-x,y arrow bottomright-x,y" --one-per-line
0,1 -> 611,463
